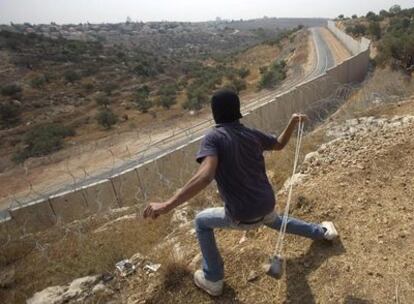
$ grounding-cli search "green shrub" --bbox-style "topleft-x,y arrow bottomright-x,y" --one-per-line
136,85 -> 150,98
13,123 -> 75,162
258,60 -> 287,89
1,83 -> 22,97
238,67 -> 250,79
83,81 -> 94,92
389,5 -> 402,15
230,78 -> 247,93
379,10 -> 390,18
182,98 -> 203,111
158,83 -> 178,109
133,63 -> 158,77
135,98 -> 152,113
368,22 -> 382,40
345,24 -> 367,36
0,103 -> 21,128
259,66 -> 269,75
64,70 -> 81,83
263,26 -> 303,46
96,108 -> 118,129
103,82 -> 119,96
95,94 -> 112,107
30,75 -> 48,88
82,66 -> 99,77
184,85 -> 209,111
158,95 -> 176,110
135,85 -> 152,113
375,9 -> 414,67
366,11 -> 380,22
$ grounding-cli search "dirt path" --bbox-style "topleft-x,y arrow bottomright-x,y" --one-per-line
319,27 -> 352,64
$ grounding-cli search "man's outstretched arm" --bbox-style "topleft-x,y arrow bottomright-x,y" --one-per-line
272,113 -> 307,150
143,155 -> 218,219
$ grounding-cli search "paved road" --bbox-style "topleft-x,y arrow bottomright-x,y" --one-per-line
0,27 -> 338,219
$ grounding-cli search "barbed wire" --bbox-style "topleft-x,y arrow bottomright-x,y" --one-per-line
2,66 -> 414,304
2,65 -> 412,258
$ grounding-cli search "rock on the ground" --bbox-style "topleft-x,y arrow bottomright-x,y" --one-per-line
93,214 -> 136,234
170,206 -> 192,227
27,275 -> 101,304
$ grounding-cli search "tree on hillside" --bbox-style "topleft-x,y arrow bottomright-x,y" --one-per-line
103,82 -> 119,96
183,87 -> 208,111
368,22 -> 382,40
0,103 -> 21,129
389,5 -> 402,15
238,67 -> 250,79
230,78 -> 247,94
1,83 -> 22,98
352,14 -> 358,19
375,8 -> 414,67
258,60 -> 287,89
379,10 -> 390,18
158,83 -> 178,109
346,24 -> 367,37
96,108 -> 118,129
95,93 -> 112,108
64,70 -> 81,83
134,85 -> 152,113
30,74 -> 48,88
366,11 -> 379,22
13,123 -> 75,162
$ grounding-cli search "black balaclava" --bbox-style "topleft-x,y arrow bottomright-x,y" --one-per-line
211,89 -> 243,124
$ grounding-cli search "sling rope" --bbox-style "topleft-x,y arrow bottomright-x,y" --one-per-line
273,119 -> 305,257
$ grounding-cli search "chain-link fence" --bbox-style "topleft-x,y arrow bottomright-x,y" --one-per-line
0,22 -> 372,239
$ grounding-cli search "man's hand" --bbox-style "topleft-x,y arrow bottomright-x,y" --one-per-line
274,113 -> 308,150
143,202 -> 171,219
142,156 -> 218,220
290,113 -> 308,124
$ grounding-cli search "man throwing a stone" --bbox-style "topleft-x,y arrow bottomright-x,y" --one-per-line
143,89 -> 338,296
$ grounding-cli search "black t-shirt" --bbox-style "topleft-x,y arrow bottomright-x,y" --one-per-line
196,122 -> 278,221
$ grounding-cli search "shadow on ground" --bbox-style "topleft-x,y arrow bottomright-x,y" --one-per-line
344,296 -> 373,304
146,263 -> 245,304
147,239 -> 373,303
284,239 -> 346,304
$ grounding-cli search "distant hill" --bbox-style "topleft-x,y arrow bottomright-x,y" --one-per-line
0,19 -> 307,170
222,17 -> 327,30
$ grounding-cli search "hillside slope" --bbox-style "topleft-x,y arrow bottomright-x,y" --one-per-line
19,97 -> 414,304
0,28 -> 311,212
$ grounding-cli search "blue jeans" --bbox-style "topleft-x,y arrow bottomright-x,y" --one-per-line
194,207 -> 325,282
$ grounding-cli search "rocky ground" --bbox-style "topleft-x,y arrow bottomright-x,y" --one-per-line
17,98 -> 414,304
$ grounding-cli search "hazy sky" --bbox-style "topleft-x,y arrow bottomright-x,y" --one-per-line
0,0 -> 413,24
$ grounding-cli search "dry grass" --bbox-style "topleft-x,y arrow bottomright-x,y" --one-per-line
333,67 -> 414,122
127,98 -> 414,303
232,44 -> 280,89
3,69 -> 414,304
114,69 -> 414,304
266,128 -> 327,189
0,207 -> 173,303
289,30 -> 311,67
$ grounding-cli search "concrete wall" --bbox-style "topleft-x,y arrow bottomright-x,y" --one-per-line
327,20 -> 370,55
0,22 -> 371,238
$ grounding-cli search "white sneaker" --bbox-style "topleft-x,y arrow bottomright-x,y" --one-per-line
321,221 -> 338,240
193,270 -> 223,296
